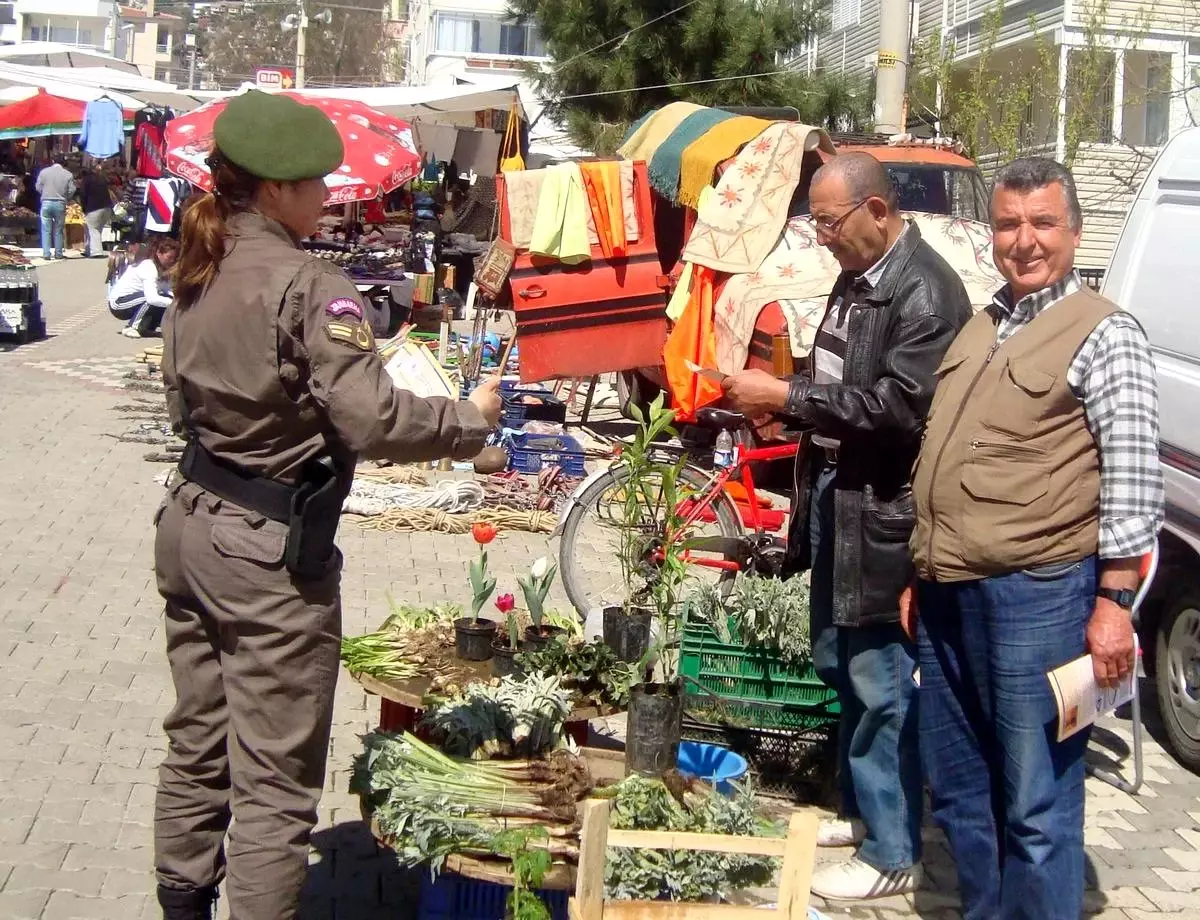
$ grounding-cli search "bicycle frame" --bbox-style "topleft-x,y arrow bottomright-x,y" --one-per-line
668,439 -> 800,572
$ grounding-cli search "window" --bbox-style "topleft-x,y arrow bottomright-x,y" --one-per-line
1066,48 -> 1116,144
434,12 -> 546,57
499,22 -> 526,56
830,0 -> 861,31
1146,53 -> 1171,147
156,30 -> 171,54
435,13 -> 482,53
886,166 -> 989,221
0,4 -> 15,26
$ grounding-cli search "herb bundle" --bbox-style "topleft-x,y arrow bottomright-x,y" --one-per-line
421,673 -> 574,759
598,774 -> 782,902
690,573 -> 812,668
515,638 -> 636,710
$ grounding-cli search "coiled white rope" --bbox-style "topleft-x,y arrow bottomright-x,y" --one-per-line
343,478 -> 486,517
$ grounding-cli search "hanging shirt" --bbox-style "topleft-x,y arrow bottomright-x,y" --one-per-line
144,178 -> 189,234
80,100 -> 124,159
135,122 -> 166,178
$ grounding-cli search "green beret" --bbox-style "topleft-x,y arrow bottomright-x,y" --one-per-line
214,90 -> 344,181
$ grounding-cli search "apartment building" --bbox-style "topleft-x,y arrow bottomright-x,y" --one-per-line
403,0 -> 549,86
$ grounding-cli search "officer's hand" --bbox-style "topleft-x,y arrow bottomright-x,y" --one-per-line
469,376 -> 503,428
1086,601 -> 1136,689
722,369 -> 790,418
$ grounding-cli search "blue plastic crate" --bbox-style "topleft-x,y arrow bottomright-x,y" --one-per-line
419,871 -> 569,920
506,432 -> 586,476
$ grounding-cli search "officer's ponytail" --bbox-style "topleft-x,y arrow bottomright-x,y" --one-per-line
174,149 -> 260,309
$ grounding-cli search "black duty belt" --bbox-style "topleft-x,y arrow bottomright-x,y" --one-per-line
178,441 -> 296,524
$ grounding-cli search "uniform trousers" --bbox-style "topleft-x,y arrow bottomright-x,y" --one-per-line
153,479 -> 341,920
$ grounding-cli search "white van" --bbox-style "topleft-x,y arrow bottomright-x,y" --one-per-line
1102,128 -> 1200,772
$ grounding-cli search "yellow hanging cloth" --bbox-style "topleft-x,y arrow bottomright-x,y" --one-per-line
676,116 -> 773,208
662,265 -> 723,422
529,164 -> 591,265
579,161 -> 626,259
666,262 -> 694,322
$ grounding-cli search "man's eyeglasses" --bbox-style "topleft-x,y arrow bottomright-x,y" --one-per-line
806,198 -> 870,235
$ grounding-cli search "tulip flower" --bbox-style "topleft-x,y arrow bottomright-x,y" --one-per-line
495,593 -> 515,614
472,521 -> 498,545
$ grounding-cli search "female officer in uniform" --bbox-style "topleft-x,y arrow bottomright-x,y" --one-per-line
153,91 -> 502,920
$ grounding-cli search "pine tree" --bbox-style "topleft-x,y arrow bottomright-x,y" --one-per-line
508,0 -> 871,153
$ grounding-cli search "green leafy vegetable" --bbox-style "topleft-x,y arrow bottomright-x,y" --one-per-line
690,573 -> 812,668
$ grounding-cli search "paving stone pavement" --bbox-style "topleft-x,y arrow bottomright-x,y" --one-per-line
0,260 -> 1197,920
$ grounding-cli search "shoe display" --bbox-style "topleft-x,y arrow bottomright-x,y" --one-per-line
810,855 -> 921,901
816,818 -> 867,848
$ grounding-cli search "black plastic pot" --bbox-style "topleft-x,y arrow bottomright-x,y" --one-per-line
625,680 -> 684,777
603,606 -> 653,664
523,624 -> 567,651
491,641 -> 523,678
454,617 -> 498,661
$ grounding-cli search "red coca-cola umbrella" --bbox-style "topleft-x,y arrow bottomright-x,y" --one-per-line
164,91 -> 421,205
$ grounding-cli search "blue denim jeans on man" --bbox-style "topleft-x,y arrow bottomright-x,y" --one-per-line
809,461 -> 923,871
40,199 -> 66,260
916,556 -> 1097,920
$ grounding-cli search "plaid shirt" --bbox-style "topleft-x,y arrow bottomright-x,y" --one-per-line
992,269 -> 1164,559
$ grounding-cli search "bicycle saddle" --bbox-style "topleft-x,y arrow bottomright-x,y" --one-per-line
696,407 -> 746,431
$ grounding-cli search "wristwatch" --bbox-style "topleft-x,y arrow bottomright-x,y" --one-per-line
1097,587 -> 1137,610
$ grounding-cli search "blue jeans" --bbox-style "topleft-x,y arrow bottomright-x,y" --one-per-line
809,462 -> 922,871
40,200 -> 65,259
916,557 -> 1097,920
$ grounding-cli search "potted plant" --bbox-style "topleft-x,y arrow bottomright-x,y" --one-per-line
519,556 -> 565,650
491,596 -> 523,678
602,395 -> 679,664
623,450 -> 691,777
454,521 -> 499,660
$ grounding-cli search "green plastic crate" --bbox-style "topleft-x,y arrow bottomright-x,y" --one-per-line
679,619 -> 840,727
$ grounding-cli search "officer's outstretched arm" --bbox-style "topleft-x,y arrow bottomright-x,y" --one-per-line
292,261 -> 490,463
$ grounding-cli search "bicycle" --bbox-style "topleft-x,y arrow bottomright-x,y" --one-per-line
557,407 -> 802,617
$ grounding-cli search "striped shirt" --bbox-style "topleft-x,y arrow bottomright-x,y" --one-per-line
991,269 -> 1164,559
810,225 -> 908,448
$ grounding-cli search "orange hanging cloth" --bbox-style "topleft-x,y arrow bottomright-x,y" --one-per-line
662,264 -> 723,422
579,161 -> 626,259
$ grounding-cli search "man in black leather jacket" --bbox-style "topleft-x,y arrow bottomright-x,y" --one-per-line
722,152 -> 972,902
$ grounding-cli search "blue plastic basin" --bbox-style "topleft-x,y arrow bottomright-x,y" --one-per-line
675,741 -> 748,795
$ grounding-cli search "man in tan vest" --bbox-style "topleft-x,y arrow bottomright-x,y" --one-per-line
907,157 -> 1164,920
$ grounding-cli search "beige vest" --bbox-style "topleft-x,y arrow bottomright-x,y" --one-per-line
910,288 -> 1117,582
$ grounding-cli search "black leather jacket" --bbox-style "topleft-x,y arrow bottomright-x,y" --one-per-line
782,223 -> 972,627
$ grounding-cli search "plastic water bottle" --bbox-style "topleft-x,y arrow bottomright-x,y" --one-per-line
713,429 -> 735,469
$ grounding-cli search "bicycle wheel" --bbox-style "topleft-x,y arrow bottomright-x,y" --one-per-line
558,463 -> 744,618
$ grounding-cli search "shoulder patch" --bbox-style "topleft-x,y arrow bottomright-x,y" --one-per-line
326,297 -> 363,320
324,319 -> 376,352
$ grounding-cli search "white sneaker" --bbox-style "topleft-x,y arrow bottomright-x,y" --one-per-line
810,855 -> 921,901
816,818 -> 867,848
121,327 -> 143,338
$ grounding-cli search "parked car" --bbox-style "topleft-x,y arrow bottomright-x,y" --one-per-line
1102,127 -> 1200,773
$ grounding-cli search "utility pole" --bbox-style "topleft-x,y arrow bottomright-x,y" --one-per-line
874,0 -> 911,134
295,0 -> 309,90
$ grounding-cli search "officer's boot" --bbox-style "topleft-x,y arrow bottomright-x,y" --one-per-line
157,883 -> 218,920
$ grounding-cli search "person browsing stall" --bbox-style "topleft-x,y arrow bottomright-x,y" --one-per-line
152,91 -> 503,920
108,237 -> 178,338
906,157 -> 1164,920
719,152 -> 972,902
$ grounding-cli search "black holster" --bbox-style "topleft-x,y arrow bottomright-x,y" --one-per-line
178,442 -> 350,581
283,455 -> 349,580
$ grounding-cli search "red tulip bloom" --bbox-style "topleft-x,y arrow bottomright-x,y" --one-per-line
495,593 -> 515,614
472,521 -> 498,545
